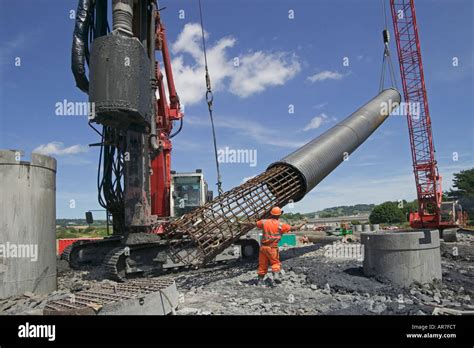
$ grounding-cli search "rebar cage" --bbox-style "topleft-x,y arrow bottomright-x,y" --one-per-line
164,165 -> 304,265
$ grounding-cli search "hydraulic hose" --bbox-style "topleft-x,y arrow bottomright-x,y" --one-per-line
72,0 -> 93,93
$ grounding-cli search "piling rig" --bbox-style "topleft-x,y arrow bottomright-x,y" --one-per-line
68,0 -> 401,281
68,0 -> 260,280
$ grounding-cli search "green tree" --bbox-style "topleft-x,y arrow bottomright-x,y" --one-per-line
320,212 -> 336,218
448,168 -> 474,197
281,212 -> 303,222
447,168 -> 474,217
400,199 -> 418,216
442,191 -> 450,201
369,201 -> 406,224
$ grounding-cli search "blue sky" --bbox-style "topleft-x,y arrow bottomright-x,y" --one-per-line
0,0 -> 472,218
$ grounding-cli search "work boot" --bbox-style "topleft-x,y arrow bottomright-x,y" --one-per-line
256,275 -> 265,286
273,272 -> 282,284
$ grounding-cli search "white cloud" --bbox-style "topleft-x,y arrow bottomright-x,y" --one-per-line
307,70 -> 344,83
186,115 -> 307,148
313,102 -> 328,110
228,51 -> 301,97
304,113 -> 329,131
171,23 -> 300,105
33,142 -> 88,156
172,23 -> 207,60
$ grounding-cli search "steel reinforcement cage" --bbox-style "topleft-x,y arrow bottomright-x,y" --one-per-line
165,164 -> 303,265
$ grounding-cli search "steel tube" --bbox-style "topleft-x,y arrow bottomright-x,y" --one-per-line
112,0 -> 134,35
269,88 -> 401,201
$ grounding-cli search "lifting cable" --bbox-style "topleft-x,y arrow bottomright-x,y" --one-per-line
379,0 -> 399,92
199,0 -> 223,196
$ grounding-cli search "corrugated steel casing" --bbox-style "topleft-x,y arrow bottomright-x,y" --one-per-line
268,88 -> 401,201
0,150 -> 57,298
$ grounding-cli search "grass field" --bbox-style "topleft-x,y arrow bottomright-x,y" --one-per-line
56,226 -> 109,239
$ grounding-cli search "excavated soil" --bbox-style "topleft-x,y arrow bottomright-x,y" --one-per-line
1,232 -> 472,315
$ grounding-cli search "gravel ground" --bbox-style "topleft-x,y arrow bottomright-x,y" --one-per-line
1,232 -> 472,315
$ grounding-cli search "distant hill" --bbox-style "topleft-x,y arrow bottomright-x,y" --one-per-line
282,204 -> 375,221
56,218 -> 106,227
311,204 -> 375,218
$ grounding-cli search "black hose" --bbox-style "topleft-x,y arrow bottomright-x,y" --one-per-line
95,126 -> 125,233
72,0 -> 93,93
169,118 -> 183,139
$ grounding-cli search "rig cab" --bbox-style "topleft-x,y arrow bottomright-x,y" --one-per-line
170,170 -> 213,218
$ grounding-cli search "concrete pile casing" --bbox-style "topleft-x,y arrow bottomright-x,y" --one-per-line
0,150 -> 57,298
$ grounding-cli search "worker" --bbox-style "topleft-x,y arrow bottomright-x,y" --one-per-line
239,207 -> 305,285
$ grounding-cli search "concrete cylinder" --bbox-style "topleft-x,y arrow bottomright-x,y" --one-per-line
355,225 -> 363,232
441,228 -> 457,242
0,150 -> 57,298
361,230 -> 441,287
362,224 -> 371,232
372,224 -> 380,231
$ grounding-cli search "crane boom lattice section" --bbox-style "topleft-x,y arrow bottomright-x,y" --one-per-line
390,0 -> 440,220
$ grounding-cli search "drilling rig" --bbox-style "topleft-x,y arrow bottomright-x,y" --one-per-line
67,0 -> 260,280
67,0 -> 400,281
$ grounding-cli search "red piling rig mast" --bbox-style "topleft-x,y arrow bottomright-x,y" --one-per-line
389,0 -> 460,229
150,10 -> 183,218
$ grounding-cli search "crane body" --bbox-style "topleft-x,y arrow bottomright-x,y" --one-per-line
389,0 -> 465,229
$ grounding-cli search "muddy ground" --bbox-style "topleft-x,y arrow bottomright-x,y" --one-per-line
1,231 -> 472,315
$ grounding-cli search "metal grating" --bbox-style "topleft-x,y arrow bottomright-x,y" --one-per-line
44,278 -> 175,315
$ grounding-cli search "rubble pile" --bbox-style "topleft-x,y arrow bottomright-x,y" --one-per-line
1,231 -> 472,315
173,236 -> 473,315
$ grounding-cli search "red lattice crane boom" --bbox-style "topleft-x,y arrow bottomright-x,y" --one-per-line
390,0 -> 463,228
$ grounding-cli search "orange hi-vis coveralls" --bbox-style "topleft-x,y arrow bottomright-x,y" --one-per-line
256,219 -> 291,276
